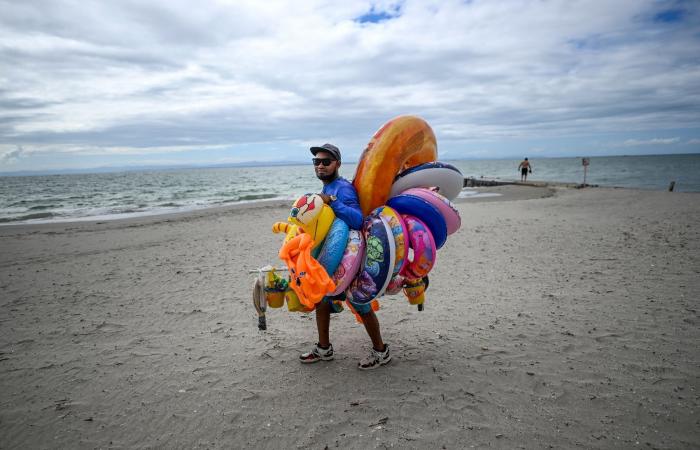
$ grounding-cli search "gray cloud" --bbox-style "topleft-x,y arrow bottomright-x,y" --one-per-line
0,145 -> 26,163
1,0 -> 699,170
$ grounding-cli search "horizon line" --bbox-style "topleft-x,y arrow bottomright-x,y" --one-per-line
1,151 -> 699,178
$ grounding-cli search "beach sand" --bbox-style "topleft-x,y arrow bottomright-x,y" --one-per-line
1,186 -> 698,449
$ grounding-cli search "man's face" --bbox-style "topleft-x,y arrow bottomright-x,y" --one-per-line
313,151 -> 340,181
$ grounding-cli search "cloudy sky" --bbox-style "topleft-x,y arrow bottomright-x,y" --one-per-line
1,0 -> 699,172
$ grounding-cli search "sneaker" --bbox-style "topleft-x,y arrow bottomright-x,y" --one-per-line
358,344 -> 391,370
299,343 -> 334,364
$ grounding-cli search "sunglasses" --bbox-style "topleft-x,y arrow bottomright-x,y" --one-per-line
312,158 -> 335,167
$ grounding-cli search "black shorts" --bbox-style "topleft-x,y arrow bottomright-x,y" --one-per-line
521,168 -> 528,175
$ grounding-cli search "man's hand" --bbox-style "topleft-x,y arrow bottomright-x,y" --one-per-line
319,194 -> 332,204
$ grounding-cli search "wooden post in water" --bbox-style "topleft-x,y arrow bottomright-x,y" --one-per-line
668,181 -> 676,192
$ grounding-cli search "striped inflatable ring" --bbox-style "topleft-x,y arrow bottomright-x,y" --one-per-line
399,188 -> 461,235
387,194 -> 448,249
372,205 -> 407,277
390,161 -> 463,200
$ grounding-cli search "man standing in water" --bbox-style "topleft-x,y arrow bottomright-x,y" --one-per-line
518,157 -> 533,182
299,143 -> 392,370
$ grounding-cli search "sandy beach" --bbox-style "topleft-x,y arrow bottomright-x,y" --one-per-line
1,185 -> 698,449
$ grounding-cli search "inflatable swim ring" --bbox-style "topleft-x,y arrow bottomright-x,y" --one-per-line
347,214 -> 396,304
400,188 -> 461,235
330,229 -> 365,296
316,218 -> 350,276
372,205 -> 407,277
387,193 -> 448,249
401,215 -> 436,279
385,274 -> 405,295
353,116 -> 437,215
389,161 -> 464,201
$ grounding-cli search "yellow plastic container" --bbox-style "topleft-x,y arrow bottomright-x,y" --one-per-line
403,280 -> 426,305
286,290 -> 314,312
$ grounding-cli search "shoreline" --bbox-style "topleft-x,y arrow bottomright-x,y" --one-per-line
2,167 -> 696,228
0,184 -> 556,234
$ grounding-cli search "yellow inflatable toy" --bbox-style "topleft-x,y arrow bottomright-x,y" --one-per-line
287,194 -> 335,251
271,221 -> 300,243
272,193 -> 335,253
353,116 -> 437,215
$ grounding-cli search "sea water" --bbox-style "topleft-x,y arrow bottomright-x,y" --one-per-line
451,154 -> 700,192
1,154 -> 698,224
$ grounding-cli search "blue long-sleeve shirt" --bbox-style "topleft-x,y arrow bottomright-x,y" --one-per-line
322,177 -> 364,230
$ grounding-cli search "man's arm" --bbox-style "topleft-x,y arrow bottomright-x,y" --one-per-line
326,185 -> 363,230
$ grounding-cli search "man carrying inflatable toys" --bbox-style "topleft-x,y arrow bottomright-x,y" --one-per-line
300,143 -> 392,370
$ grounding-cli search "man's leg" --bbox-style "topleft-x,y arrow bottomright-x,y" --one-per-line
357,308 -> 391,370
300,299 -> 334,363
359,309 -> 385,351
316,298 -> 332,348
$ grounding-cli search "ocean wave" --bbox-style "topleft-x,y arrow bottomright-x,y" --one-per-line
28,204 -> 57,211
218,193 -> 280,203
237,193 -> 280,201
0,212 -> 57,223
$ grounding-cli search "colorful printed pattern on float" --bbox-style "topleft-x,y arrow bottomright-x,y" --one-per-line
401,215 -> 436,279
374,205 -> 407,277
330,229 -> 364,296
347,215 -> 395,304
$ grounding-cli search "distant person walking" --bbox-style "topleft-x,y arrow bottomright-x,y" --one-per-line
518,158 -> 532,182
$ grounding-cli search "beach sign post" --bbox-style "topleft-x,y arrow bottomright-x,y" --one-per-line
582,157 -> 590,186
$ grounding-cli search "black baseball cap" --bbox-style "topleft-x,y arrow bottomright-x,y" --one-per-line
310,143 -> 341,162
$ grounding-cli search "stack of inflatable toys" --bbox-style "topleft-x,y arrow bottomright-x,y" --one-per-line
263,115 -> 463,325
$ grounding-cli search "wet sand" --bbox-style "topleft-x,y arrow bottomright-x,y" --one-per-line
1,186 -> 698,449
